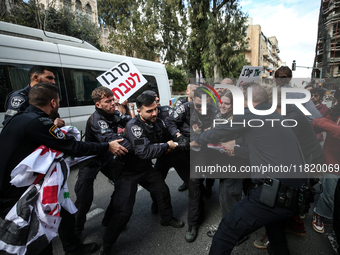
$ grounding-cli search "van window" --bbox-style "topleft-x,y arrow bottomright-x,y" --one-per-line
0,63 -> 67,111
63,68 -> 103,106
128,75 -> 159,102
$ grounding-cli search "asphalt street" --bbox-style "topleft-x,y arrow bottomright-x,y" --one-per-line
53,167 -> 337,255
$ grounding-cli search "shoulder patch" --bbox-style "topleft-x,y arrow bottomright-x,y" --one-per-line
98,120 -> 109,129
11,96 -> 25,108
176,105 -> 185,115
49,125 -> 65,139
131,125 -> 143,138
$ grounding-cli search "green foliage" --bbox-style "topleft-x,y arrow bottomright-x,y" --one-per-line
2,0 -> 101,49
202,0 -> 248,78
186,0 -> 248,79
166,64 -> 187,92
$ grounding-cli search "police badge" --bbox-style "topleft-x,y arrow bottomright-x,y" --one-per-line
11,96 -> 25,108
131,125 -> 143,138
98,120 -> 109,129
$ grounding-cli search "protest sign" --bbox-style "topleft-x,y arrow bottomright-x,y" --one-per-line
236,66 -> 263,89
96,59 -> 147,103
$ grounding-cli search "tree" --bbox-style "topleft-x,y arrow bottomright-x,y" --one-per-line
166,64 -> 187,91
186,0 -> 210,77
186,0 -> 248,79
2,0 -> 101,49
202,0 -> 248,78
97,0 -> 133,29
107,0 -> 162,60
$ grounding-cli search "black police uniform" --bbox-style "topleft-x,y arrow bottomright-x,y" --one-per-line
101,115 -> 177,250
0,105 -> 109,254
194,102 -> 308,255
2,84 -> 31,125
154,105 -> 189,183
174,96 -> 188,109
166,101 -> 218,227
74,107 -> 132,233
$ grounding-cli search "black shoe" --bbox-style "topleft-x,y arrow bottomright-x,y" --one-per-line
161,217 -> 184,228
65,242 -> 99,255
207,229 -> 216,238
235,235 -> 248,246
185,225 -> 198,243
98,246 -> 111,255
178,182 -> 188,192
151,202 -> 158,214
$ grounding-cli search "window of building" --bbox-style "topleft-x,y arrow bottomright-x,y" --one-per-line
76,0 -> 82,16
86,4 -> 92,21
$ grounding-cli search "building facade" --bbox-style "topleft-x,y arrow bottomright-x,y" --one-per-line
39,0 -> 98,24
245,18 -> 285,84
314,0 -> 340,81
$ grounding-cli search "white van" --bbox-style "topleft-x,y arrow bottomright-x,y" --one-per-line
0,22 -> 171,135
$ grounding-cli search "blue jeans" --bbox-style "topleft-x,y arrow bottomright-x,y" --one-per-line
315,173 -> 340,219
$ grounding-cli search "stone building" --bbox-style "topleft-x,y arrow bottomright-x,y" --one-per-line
314,0 -> 340,80
39,0 -> 98,24
244,18 -> 285,84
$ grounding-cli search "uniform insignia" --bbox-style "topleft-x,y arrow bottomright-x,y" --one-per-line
39,117 -> 53,125
131,125 -> 143,138
98,120 -> 109,129
11,96 -> 25,108
49,125 -> 65,139
176,105 -> 185,114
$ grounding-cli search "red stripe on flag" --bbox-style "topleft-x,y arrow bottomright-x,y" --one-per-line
42,185 -> 59,204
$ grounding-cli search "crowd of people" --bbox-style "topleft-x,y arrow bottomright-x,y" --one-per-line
0,65 -> 340,255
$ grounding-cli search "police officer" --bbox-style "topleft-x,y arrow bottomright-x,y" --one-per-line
191,85 -> 308,255
98,93 -> 184,255
74,86 -> 132,237
0,83 -> 127,255
3,66 -> 64,127
166,88 -> 219,242
141,91 -> 190,214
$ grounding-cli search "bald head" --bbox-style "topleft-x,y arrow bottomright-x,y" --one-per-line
220,78 -> 233,85
186,84 -> 199,101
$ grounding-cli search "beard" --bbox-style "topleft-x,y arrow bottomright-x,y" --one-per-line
50,108 -> 59,120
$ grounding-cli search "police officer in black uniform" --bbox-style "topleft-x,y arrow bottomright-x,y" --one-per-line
191,85 -> 308,255
74,86 -> 132,236
166,88 -> 219,243
0,83 -> 127,255
98,93 -> 184,255
3,66 -> 64,127
142,90 -> 189,214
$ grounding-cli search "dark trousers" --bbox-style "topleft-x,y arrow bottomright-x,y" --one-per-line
74,156 -> 118,232
209,187 -> 296,255
154,150 -> 190,182
102,167 -> 173,248
333,178 -> 340,254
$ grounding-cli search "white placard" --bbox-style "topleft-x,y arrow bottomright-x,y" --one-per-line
96,59 -> 148,103
236,66 -> 263,88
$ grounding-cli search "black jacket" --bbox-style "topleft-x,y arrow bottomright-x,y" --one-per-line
85,107 -> 132,152
3,85 -> 31,125
195,102 -> 307,189
0,105 -> 109,199
120,115 -> 171,173
166,101 -> 219,138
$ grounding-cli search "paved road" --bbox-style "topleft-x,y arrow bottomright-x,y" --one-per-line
53,167 -> 337,255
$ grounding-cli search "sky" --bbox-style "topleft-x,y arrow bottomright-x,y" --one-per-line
239,0 -> 321,80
